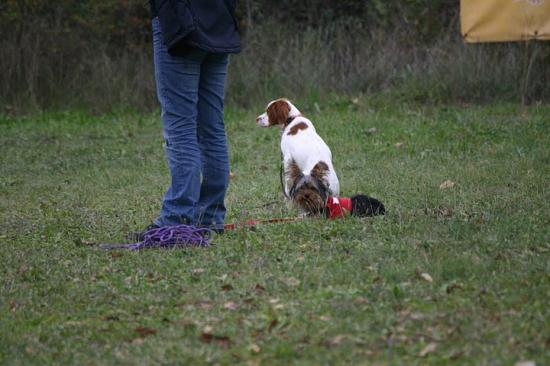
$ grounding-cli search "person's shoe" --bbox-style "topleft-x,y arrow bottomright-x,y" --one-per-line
127,223 -> 160,242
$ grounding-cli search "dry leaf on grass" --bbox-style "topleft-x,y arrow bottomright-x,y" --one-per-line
248,343 -> 261,353
420,273 -> 433,283
514,362 -> 535,366
134,327 -> 157,337
366,127 -> 377,134
286,277 -> 300,286
327,335 -> 345,347
439,180 -> 455,189
200,326 -> 231,347
438,207 -> 454,217
394,142 -> 405,148
410,312 -> 426,320
419,342 -> 437,357
446,282 -> 463,294
268,318 -> 278,332
198,301 -> 213,310
221,283 -> 234,291
224,301 -> 238,310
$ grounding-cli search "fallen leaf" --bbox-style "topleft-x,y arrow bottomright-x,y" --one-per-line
410,312 -> 426,320
132,338 -> 145,345
248,343 -> 261,353
191,268 -> 205,275
224,301 -> 238,310
439,180 -> 455,189
134,327 -> 157,337
419,342 -> 437,357
394,142 -> 405,148
268,318 -> 278,332
320,315 -> 332,321
75,239 -> 96,246
221,283 -> 234,291
446,282 -> 463,294
420,273 -> 433,283
200,327 -> 231,347
286,277 -> 300,287
268,298 -> 280,304
177,319 -> 195,327
110,252 -> 123,258
438,207 -> 454,218
514,362 -> 535,366
254,284 -> 265,292
328,335 -> 345,347
366,127 -> 377,134
354,296 -> 368,305
199,301 -> 213,310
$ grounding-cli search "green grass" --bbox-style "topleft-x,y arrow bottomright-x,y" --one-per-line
1,97 -> 549,365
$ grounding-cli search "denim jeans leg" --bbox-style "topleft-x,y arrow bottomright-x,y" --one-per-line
152,18 -> 206,226
195,53 -> 230,231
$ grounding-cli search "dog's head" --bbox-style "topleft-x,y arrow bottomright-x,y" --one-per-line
286,160 -> 330,215
256,98 -> 301,127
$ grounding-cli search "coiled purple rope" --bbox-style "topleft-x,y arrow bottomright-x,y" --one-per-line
100,224 -> 212,250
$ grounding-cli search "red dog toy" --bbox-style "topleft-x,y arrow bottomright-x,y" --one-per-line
326,194 -> 385,219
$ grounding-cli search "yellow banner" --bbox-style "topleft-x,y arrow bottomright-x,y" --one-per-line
461,0 -> 550,42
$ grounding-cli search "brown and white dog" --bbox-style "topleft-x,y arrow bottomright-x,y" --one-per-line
256,98 -> 340,215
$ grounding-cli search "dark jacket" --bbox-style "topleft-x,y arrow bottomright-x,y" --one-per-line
150,0 -> 241,55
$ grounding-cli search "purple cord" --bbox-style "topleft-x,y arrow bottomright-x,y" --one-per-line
100,224 -> 212,250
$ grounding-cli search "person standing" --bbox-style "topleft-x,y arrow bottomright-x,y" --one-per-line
133,0 -> 241,238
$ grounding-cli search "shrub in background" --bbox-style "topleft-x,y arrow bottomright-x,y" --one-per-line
0,0 -> 548,114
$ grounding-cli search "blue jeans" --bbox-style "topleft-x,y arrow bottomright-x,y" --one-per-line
152,18 -> 230,231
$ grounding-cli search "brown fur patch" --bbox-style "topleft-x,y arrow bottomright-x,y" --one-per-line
286,121 -> 308,136
266,100 -> 290,126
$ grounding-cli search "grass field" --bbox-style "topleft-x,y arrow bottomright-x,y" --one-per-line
1,97 -> 549,365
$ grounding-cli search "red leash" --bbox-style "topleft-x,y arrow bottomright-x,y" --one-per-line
223,196 -> 353,230
224,216 -> 301,230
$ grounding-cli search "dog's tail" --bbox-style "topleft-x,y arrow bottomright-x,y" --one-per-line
350,194 -> 385,216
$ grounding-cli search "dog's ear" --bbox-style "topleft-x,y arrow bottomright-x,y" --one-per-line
286,159 -> 304,197
310,161 -> 330,202
266,100 -> 290,126
310,161 -> 329,185
285,159 -> 303,185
